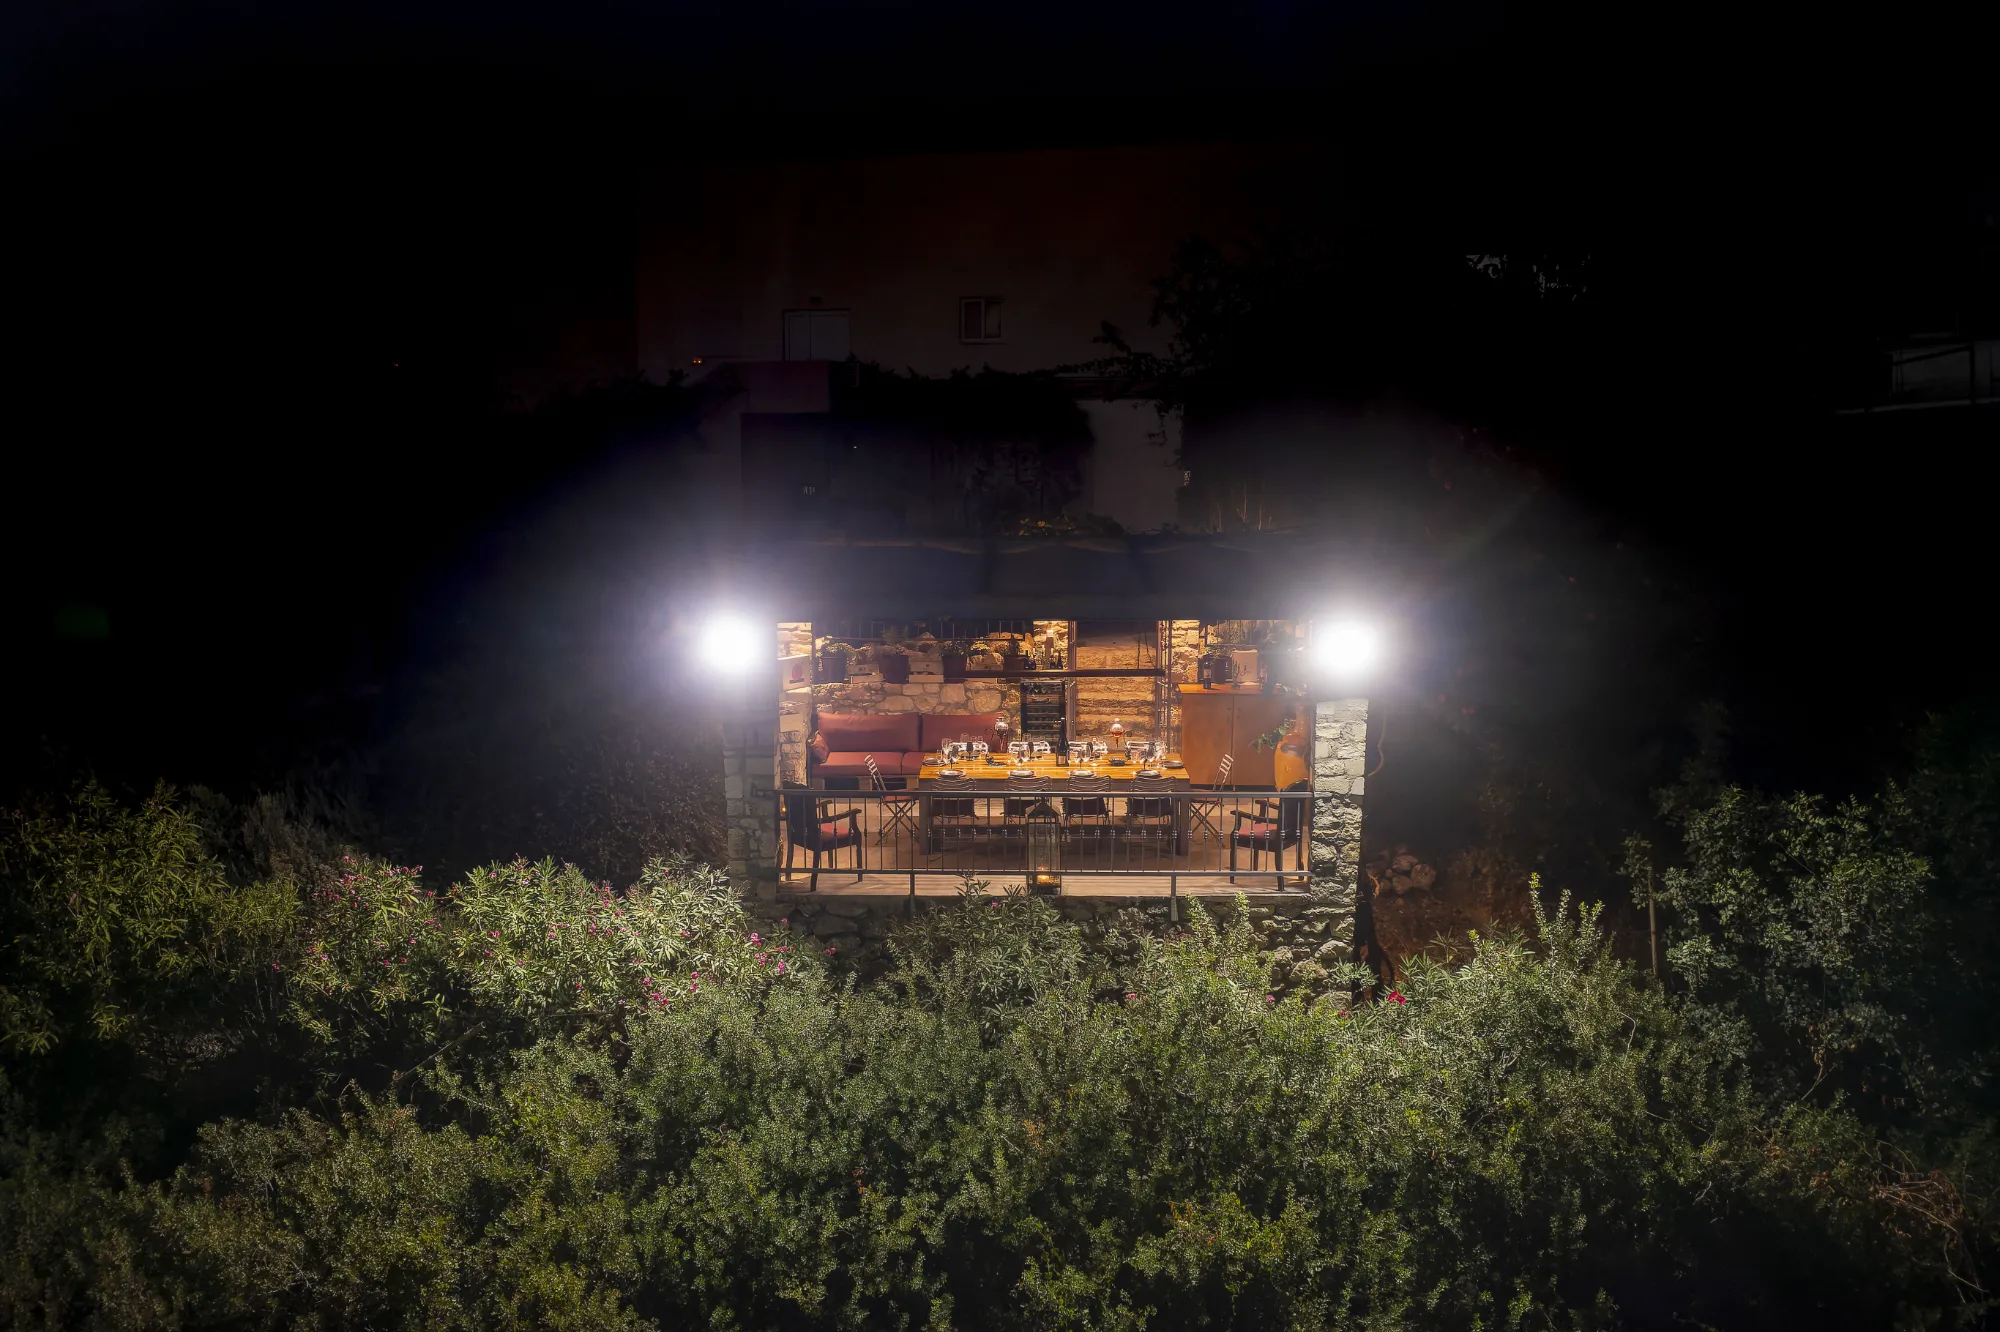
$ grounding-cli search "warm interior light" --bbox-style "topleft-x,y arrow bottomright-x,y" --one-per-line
1312,621 -> 1381,681
697,616 -> 763,673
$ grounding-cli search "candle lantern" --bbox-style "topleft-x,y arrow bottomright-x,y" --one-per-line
1025,803 -> 1063,895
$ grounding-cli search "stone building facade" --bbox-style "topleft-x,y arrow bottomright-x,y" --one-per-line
792,619 -> 1210,751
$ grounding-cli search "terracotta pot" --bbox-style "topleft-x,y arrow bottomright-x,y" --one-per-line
1000,651 -> 1027,676
878,653 -> 911,685
817,652 -> 847,683
942,652 -> 967,682
1273,706 -> 1312,790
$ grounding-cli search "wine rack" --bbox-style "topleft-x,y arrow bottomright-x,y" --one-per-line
1018,681 -> 1067,744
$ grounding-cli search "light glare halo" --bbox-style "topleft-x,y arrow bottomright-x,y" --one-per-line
697,615 -> 763,673
1313,620 -> 1381,679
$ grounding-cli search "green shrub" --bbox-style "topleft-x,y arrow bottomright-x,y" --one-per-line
0,784 -> 296,1060
3,783 -> 1990,1328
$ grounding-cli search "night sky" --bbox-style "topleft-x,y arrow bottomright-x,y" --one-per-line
3,0 -> 1994,850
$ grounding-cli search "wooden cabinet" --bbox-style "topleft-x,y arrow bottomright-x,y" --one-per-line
1178,686 -> 1295,788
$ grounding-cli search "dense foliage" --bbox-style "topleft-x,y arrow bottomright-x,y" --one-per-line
4,752 -> 1999,1327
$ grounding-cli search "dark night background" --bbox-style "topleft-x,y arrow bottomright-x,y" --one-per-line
2,0 -> 1994,872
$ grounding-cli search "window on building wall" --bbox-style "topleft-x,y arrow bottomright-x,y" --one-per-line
783,309 -> 851,361
959,296 -> 1003,343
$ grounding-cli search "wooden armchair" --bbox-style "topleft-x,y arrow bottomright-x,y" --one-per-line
782,789 -> 862,891
1229,781 -> 1308,886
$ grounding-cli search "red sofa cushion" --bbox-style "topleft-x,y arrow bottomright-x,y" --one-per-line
816,713 -> 920,754
816,751 -> 909,779
919,712 -> 1002,752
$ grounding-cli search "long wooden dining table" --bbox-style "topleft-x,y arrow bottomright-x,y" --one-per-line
913,753 -> 1195,855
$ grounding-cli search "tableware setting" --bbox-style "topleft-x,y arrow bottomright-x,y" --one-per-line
1137,768 -> 1164,779
1010,767 -> 1037,778
1162,759 -> 1186,769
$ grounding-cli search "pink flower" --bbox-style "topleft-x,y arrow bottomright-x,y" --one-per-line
749,932 -> 762,945
775,961 -> 786,974
1124,992 -> 1137,1002
1265,994 -> 1276,1004
1387,990 -> 1408,1006
779,918 -> 788,927
824,946 -> 838,955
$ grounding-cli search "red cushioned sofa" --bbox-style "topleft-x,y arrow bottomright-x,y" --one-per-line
810,712 -> 1003,781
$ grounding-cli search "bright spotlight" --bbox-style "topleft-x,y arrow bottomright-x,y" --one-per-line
696,615 -> 764,674
1312,620 -> 1381,682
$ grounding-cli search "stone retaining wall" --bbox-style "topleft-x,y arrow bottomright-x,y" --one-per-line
745,892 -> 1355,999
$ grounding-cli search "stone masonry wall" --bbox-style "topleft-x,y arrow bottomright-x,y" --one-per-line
812,678 -> 1017,732
1073,627 -> 1159,741
744,892 -> 1355,999
722,659 -> 781,899
1309,695 -> 1368,951
778,622 -> 812,787
807,622 -> 1073,739
802,621 -> 1200,750
1166,619 -> 1201,740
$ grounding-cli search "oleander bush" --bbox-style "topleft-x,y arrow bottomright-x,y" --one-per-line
3,767 -> 1998,1329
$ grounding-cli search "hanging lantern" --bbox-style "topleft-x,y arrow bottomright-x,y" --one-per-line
1025,803 -> 1063,894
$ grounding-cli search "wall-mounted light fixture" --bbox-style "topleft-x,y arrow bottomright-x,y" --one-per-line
1311,620 -> 1382,689
697,616 -> 764,674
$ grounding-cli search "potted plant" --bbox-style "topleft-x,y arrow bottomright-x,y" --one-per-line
815,640 -> 854,683
875,644 -> 911,685
999,638 -> 1028,676
906,634 -> 942,678
939,639 -> 973,682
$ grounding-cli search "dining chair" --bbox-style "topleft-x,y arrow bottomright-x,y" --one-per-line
1002,772 -> 1051,830
781,789 -> 862,891
927,772 -> 981,855
1229,781 -> 1309,887
864,754 -> 920,846
1186,753 -> 1234,840
1060,771 -> 1113,869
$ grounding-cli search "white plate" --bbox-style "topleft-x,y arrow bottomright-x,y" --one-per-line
1137,769 -> 1164,779
1010,768 -> 1036,778
935,768 -> 964,778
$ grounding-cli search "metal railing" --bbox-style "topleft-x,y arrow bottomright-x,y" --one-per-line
772,787 -> 1313,893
